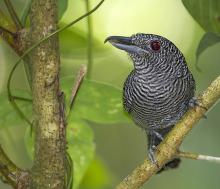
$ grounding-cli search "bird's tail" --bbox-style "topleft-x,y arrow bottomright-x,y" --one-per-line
147,126 -> 181,173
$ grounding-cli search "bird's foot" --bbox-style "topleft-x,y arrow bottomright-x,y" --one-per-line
148,146 -> 159,168
151,130 -> 164,141
189,97 -> 207,119
189,97 -> 207,110
148,130 -> 164,165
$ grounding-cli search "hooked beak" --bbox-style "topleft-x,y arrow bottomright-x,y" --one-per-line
104,36 -> 148,55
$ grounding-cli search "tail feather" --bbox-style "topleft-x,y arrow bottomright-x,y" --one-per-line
157,158 -> 181,174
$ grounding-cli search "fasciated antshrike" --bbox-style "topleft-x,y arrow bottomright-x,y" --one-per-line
105,33 -> 196,172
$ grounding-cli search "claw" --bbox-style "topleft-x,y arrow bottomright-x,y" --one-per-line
189,97 -> 207,110
189,97 -> 207,119
148,147 -> 159,168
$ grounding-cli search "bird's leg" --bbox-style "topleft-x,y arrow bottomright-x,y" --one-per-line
148,146 -> 158,166
148,130 -> 164,167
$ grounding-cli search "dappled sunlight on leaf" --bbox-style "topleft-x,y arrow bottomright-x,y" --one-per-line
61,76 -> 131,124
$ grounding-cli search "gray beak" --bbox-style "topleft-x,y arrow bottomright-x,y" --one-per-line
104,36 -> 148,55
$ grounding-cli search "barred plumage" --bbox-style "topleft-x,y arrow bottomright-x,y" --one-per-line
105,33 -> 195,172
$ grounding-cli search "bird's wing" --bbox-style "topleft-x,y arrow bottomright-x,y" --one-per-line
123,71 -> 136,113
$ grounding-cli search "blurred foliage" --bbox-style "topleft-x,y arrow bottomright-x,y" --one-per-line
66,118 -> 94,189
0,90 -> 32,128
58,0 -> 68,20
0,9 -> 15,30
79,157 -> 113,189
61,77 -> 130,124
182,0 -> 220,33
182,0 -> 220,68
196,32 -> 220,63
20,0 -> 31,26
59,27 -> 106,60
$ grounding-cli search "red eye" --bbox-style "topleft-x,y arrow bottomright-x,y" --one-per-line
150,41 -> 161,51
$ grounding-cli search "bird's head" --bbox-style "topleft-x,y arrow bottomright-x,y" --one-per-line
105,33 -> 183,69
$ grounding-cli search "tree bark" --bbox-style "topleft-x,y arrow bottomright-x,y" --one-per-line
29,0 -> 66,188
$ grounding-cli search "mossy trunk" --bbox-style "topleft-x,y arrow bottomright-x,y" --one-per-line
30,0 -> 66,188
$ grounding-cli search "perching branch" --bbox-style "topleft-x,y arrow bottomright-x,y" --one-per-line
116,75 -> 220,189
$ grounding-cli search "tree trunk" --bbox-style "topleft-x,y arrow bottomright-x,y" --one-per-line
30,0 -> 66,188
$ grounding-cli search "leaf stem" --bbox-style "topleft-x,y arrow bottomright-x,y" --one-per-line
85,0 -> 93,79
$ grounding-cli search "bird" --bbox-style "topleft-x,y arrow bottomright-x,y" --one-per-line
105,33 -> 196,172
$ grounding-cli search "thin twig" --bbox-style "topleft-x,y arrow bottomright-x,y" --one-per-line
0,145 -> 21,187
66,152 -> 73,189
11,96 -> 32,102
7,0 -> 105,128
3,0 -> 22,29
116,75 -> 220,189
85,0 -> 93,79
69,65 -> 87,110
177,151 -> 220,164
0,26 -> 15,36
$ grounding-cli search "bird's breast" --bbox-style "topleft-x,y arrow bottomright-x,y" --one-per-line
123,70 -> 193,129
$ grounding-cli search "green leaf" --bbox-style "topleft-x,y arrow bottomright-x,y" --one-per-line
79,157 -> 113,189
0,91 -> 32,128
61,77 -> 130,124
25,117 -> 95,189
20,0 -> 31,26
0,9 -> 16,32
196,32 -> 220,62
182,0 -> 220,33
58,0 -> 68,20
0,78 -> 130,127
67,118 -> 95,189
